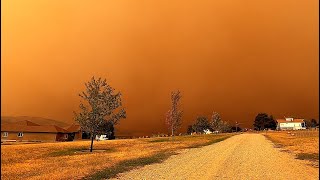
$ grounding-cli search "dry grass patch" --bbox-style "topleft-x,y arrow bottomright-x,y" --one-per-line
1,134 -> 233,180
264,130 -> 319,166
86,151 -> 177,180
187,135 -> 231,148
48,147 -> 115,157
296,153 -> 319,161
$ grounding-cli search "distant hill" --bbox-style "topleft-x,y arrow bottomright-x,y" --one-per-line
1,116 -> 71,128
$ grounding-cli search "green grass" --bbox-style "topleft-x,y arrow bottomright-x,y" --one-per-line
86,151 -> 177,180
296,153 -> 319,161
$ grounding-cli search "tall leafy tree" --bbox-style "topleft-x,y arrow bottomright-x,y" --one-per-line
74,77 -> 126,152
193,116 -> 211,133
302,119 -> 318,128
253,113 -> 269,130
267,115 -> 277,130
311,119 -> 318,127
304,119 -> 312,128
166,90 -> 183,136
253,113 -> 277,130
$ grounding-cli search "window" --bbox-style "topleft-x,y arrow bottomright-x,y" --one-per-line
3,132 -> 8,137
18,132 -> 23,137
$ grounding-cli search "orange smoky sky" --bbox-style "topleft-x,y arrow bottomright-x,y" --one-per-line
1,0 -> 319,136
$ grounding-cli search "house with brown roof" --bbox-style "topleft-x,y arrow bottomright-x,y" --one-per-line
64,123 -> 82,140
276,118 -> 306,130
1,116 -> 82,142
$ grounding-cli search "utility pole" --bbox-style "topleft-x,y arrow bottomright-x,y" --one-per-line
235,121 -> 242,133
236,121 -> 238,133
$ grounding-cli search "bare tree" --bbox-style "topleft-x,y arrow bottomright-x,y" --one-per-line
74,77 -> 126,152
166,90 -> 183,136
210,111 -> 232,133
210,111 -> 222,131
220,121 -> 231,133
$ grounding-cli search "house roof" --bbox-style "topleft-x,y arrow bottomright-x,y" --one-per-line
65,123 -> 81,132
276,119 -> 304,123
1,124 -> 69,133
17,120 -> 40,126
1,116 -> 81,133
1,116 -> 70,127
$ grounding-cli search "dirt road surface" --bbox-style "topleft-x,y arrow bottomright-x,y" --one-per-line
112,134 -> 319,180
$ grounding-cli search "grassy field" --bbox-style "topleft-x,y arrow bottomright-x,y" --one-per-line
264,130 -> 319,166
1,134 -> 233,180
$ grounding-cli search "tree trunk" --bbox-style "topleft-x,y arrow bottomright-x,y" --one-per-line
171,126 -> 174,136
90,135 -> 94,152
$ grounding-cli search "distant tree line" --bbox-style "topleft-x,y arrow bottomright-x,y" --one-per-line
304,119 -> 319,128
186,112 -> 233,134
74,77 -> 318,152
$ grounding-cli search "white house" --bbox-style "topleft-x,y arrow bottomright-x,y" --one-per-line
276,118 -> 306,130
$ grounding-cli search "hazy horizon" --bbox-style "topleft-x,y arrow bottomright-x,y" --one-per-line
2,0 -> 319,136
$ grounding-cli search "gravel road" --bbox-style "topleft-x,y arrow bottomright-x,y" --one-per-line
112,134 -> 319,180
